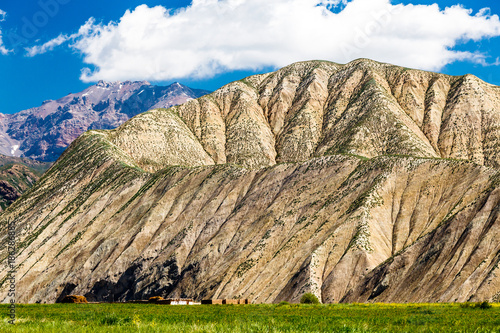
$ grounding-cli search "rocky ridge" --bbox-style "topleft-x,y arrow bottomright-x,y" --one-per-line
0,81 -> 210,161
0,59 -> 499,304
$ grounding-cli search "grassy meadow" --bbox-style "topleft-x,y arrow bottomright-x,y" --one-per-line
1,302 -> 499,332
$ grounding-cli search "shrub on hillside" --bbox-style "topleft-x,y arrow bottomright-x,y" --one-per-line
460,301 -> 491,309
300,293 -> 319,304
477,301 -> 492,309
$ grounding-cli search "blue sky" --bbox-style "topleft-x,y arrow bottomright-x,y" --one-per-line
0,0 -> 500,114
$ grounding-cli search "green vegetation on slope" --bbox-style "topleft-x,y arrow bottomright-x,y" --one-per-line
0,155 -> 52,174
0,155 -> 52,210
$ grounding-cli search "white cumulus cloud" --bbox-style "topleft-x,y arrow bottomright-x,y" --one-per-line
0,9 -> 10,55
28,0 -> 500,82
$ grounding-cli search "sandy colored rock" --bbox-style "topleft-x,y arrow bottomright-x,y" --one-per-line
0,59 -> 499,304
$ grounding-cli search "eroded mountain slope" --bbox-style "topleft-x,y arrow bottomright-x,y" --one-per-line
0,59 -> 499,304
0,129 -> 498,303
111,59 -> 499,171
58,59 -> 500,172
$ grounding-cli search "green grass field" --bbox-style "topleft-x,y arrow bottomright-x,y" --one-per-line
1,303 -> 499,332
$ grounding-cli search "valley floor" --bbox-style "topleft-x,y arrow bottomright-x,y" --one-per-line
1,303 -> 499,332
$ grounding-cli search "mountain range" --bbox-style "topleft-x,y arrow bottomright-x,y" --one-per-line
0,81 -> 210,161
0,59 -> 499,304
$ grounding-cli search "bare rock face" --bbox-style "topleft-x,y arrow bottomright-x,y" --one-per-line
0,59 -> 499,304
0,81 -> 210,162
94,59 -> 499,171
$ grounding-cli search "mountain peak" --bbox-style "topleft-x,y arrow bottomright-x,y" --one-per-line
0,81 -> 211,161
169,82 -> 184,88
95,80 -> 111,88
109,58 -> 500,171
